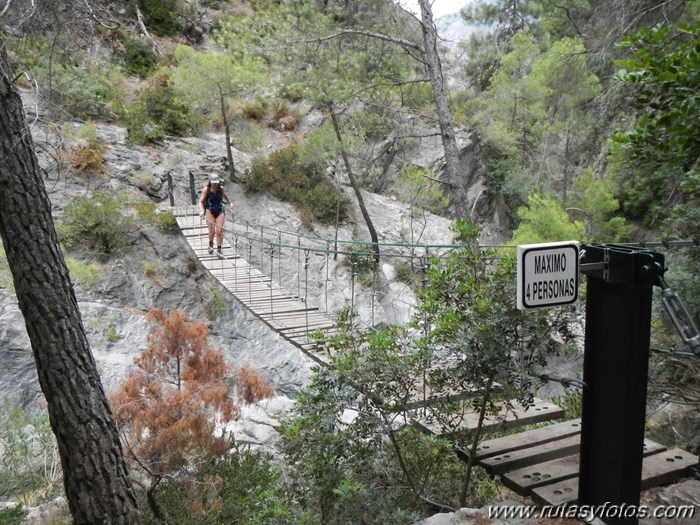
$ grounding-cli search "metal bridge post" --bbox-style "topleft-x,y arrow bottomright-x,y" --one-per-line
189,170 -> 197,205
167,171 -> 174,207
579,244 -> 664,525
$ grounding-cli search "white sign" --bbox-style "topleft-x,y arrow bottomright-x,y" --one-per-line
517,241 -> 580,309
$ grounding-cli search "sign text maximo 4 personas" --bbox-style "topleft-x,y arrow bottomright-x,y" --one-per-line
517,241 -> 580,309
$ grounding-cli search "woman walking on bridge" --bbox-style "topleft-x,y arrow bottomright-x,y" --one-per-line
199,173 -> 231,259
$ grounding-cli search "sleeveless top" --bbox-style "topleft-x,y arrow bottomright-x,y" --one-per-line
206,188 -> 224,214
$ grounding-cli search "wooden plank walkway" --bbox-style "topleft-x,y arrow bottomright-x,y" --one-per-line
472,419 -> 698,507
413,398 -> 565,437
173,206 -> 334,365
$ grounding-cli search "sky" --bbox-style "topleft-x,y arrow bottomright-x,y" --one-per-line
397,0 -> 472,19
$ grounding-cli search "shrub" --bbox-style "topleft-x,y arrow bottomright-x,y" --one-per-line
241,145 -> 349,225
32,62 -> 122,121
270,102 -> 298,130
104,322 -> 122,343
138,445 -> 300,524
69,123 -> 107,174
552,387 -> 583,419
392,165 -> 448,215
122,37 -> 158,77
393,261 -> 422,289
134,201 -> 157,222
154,210 -> 179,234
0,404 -> 62,504
140,77 -> 199,137
206,288 -> 228,320
353,110 -> 391,141
0,506 -> 28,525
65,257 -> 102,290
58,192 -> 133,255
138,0 -> 180,36
119,101 -> 166,144
238,101 -> 267,121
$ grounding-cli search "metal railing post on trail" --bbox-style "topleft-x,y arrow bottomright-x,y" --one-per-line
269,242 -> 275,319
325,241 -> 330,313
247,237 -> 253,301
304,249 -> 310,332
189,170 -> 197,205
278,232 -> 282,287
297,238 -> 302,299
260,225 -> 265,278
350,260 -> 357,325
578,244 -> 665,525
167,171 -> 174,207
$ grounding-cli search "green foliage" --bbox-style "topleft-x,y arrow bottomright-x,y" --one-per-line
613,20 -> 700,179
117,74 -> 199,143
104,321 -> 122,343
134,201 -> 158,222
155,210 -> 179,234
393,261 -> 422,289
65,257 -> 102,290
58,192 -> 133,255
139,445 -> 303,525
392,165 -> 449,215
118,101 -> 165,144
170,45 -> 269,131
33,61 -> 123,121
343,245 -> 377,288
135,202 -> 179,234
206,288 -> 229,320
510,192 -> 585,245
569,169 -> 628,241
140,75 -> 200,137
551,387 -> 583,419
138,0 -> 180,36
474,31 -> 545,155
278,326 -> 452,523
0,505 -> 28,525
351,109 -> 391,141
610,19 -> 700,225
122,37 -> 158,77
0,404 -> 62,504
242,145 -> 349,225
280,221 -> 577,519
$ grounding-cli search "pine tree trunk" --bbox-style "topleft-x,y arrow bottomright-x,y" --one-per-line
0,44 -> 140,525
417,0 -> 465,202
330,105 -> 380,261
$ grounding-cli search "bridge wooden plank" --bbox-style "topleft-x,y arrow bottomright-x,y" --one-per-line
278,322 -> 337,333
531,448 -> 698,506
413,399 -> 564,440
502,438 -> 667,495
262,310 -> 330,322
479,434 -> 581,476
475,419 -> 583,461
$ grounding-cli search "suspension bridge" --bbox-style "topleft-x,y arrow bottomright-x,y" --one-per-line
167,174 -> 697,510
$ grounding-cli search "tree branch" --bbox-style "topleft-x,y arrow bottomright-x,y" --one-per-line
301,28 -> 425,55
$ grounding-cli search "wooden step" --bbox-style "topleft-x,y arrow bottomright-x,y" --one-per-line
475,419 -> 582,461
531,448 -> 698,506
413,399 -> 564,438
502,438 -> 667,495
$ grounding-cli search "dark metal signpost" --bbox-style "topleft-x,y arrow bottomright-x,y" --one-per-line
518,242 -> 666,524
578,244 -> 664,524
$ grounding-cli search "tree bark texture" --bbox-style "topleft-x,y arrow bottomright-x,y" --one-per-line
330,105 -> 380,261
0,45 -> 140,524
417,0 -> 468,203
